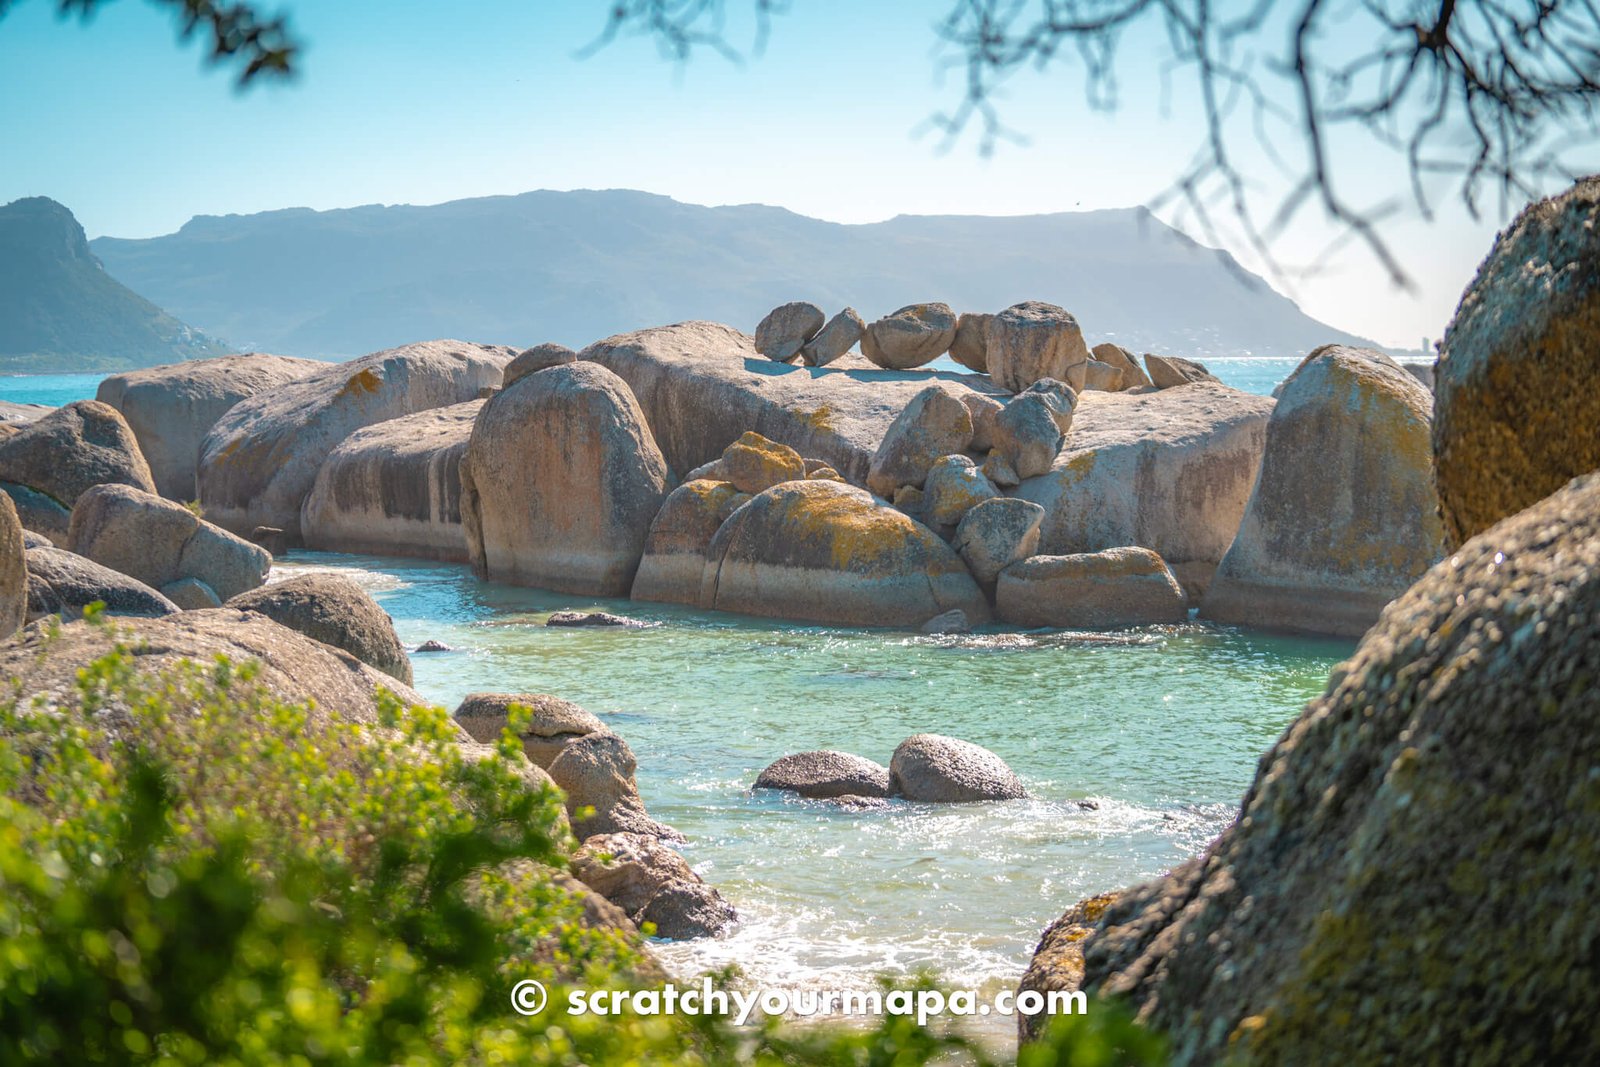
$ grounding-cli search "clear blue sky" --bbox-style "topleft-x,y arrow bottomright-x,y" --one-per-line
2,0 -> 1591,347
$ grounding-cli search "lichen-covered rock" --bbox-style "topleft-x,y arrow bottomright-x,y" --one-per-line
96,353 -> 323,500
801,307 -> 865,367
949,312 -> 993,373
1144,353 -> 1219,388
461,362 -> 673,597
753,750 -> 893,799
982,451 -> 1020,488
987,302 -> 1090,392
866,384 -> 974,497
198,340 -> 512,542
993,394 -> 1065,480
953,497 -> 1044,587
700,480 -> 989,627
0,494 -> 24,639
546,730 -> 679,840
301,401 -> 481,562
861,303 -> 957,370
24,545 -> 180,623
1202,346 -> 1444,637
1435,177 -> 1600,548
1016,384 -> 1274,571
453,692 -> 607,768
0,400 -> 155,508
997,548 -> 1187,629
1,481 -> 69,546
573,832 -> 737,940
1022,471 -> 1600,1063
889,734 -> 1026,802
1091,343 -> 1151,389
67,483 -> 271,602
503,343 -> 577,387
227,573 -> 412,685
631,479 -> 745,607
721,431 -> 806,495
922,454 -> 999,526
160,577 -> 222,610
755,301 -> 825,363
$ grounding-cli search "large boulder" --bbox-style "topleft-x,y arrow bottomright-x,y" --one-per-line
866,383 -> 974,497
949,312 -> 993,373
953,497 -> 1044,587
1020,471 -> 1600,1062
197,340 -> 512,542
0,482 -> 69,546
0,400 -> 155,508
861,303 -> 957,369
96,353 -> 323,501
453,692 -> 607,768
889,734 -> 1026,802
755,301 -> 825,363
631,479 -> 746,607
699,480 -> 990,627
572,832 -> 737,940
987,302 -> 1090,392
801,307 -> 865,367
301,401 -> 482,562
67,484 -> 271,602
546,730 -> 678,840
0,608 -> 434,726
1016,384 -> 1274,572
0,493 -> 24,639
24,545 -> 180,623
227,573 -> 412,685
503,343 -> 577,387
753,750 -> 893,799
1435,177 -> 1600,548
1202,346 -> 1445,637
720,431 -> 805,494
997,548 -> 1188,629
582,322 -> 1000,487
460,362 -> 673,597
993,390 -> 1069,480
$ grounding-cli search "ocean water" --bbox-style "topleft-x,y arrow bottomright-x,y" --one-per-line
277,554 -> 1349,1036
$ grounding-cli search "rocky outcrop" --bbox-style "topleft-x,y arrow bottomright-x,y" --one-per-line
572,832 -> 737,939
861,303 -> 957,369
1019,472 -> 1600,1063
1202,346 -> 1444,637
997,548 -> 1188,629
1090,343 -> 1151,389
67,484 -> 271,602
890,734 -> 1026,802
0,493 -> 24,639
755,301 -> 825,363
922,455 -> 999,527
24,545 -> 180,622
1434,176 -> 1600,548
953,497 -> 1044,588
461,362 -> 673,597
1016,384 -> 1274,571
547,730 -> 679,840
0,482 -> 69,546
753,751 -> 894,798
582,322 -> 1000,487
987,302 -> 1090,392
453,692 -> 607,768
96,353 -> 323,500
699,480 -> 990,627
0,400 -> 155,507
631,479 -> 746,606
227,573 -> 412,685
866,384 -> 974,497
198,340 -> 512,542
1144,353 -> 1219,388
503,343 -> 577,387
802,307 -> 865,367
301,401 -> 482,561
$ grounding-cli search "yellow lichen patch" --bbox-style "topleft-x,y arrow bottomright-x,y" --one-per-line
336,367 -> 383,399
775,484 -> 922,572
722,432 -> 805,494
798,405 -> 835,431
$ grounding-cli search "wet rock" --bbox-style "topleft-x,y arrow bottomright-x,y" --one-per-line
414,638 -> 453,653
755,301 -> 825,363
800,307 -> 864,367
954,497 -> 1044,587
546,610 -> 650,628
866,383 -> 974,497
987,302 -> 1090,392
890,733 -> 1026,802
228,573 -> 412,685
920,608 -> 972,635
862,303 -> 958,370
753,750 -> 893,798
997,548 -> 1187,629
573,832 -> 737,940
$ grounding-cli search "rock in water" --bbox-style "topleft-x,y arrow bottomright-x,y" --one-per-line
949,312 -> 993,373
753,750 -> 893,798
889,734 -> 1026,802
503,342 -> 577,386
461,362 -> 673,597
1435,176 -> 1600,548
919,608 -> 971,634
0,493 -> 24,638
1019,472 -> 1600,1062
755,301 -> 826,363
198,339 -> 512,542
24,545 -> 180,622
228,573 -> 413,685
573,832 -> 737,940
986,302 -> 1090,393
1202,345 -> 1444,637
801,307 -> 865,367
699,480 -> 989,628
301,400 -> 482,562
546,611 -> 649,628
96,353 -> 322,501
1144,353 -> 1219,388
0,400 -> 155,507
67,483 -> 271,601
631,479 -> 746,607
546,730 -> 679,839
997,548 -> 1188,629
866,384 -> 974,497
861,303 -> 958,370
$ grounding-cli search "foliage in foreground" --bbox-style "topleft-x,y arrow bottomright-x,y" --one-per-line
0,613 -> 1166,1065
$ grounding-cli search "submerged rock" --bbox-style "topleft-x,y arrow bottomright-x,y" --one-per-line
546,611 -> 650,628
228,573 -> 412,685
753,750 -> 893,799
997,548 -> 1188,629
890,733 -> 1026,802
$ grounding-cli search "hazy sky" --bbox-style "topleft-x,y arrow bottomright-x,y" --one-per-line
3,0 -> 1594,347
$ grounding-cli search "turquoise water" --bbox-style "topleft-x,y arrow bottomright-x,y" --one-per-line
277,553 -> 1349,1029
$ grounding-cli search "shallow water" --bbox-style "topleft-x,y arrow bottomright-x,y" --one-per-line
276,553 -> 1350,1034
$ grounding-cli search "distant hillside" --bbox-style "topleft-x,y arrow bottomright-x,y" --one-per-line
92,189 -> 1384,360
0,197 -> 230,373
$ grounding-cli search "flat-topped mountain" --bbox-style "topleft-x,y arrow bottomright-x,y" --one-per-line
0,197 -> 229,372
91,189 -> 1383,360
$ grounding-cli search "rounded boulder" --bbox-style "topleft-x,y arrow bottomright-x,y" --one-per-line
889,734 -> 1026,802
753,750 -> 893,799
227,572 -> 412,685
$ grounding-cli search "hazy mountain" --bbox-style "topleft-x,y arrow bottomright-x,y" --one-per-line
1,197 -> 230,373
91,189 -> 1383,360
